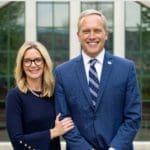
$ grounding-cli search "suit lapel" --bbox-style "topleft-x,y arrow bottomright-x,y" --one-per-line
95,52 -> 113,111
75,55 -> 95,110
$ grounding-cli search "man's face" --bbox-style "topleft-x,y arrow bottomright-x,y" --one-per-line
77,14 -> 108,58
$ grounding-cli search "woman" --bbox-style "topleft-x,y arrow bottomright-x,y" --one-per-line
6,41 -> 74,150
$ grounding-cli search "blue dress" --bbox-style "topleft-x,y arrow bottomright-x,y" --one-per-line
6,87 -> 61,150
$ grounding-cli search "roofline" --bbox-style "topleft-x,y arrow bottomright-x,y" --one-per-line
0,2 -> 10,9
136,1 -> 150,8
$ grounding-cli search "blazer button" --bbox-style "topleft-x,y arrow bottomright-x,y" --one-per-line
28,145 -> 31,149
24,143 -> 27,147
19,140 -> 23,144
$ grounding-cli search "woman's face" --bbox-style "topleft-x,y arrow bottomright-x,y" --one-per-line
23,48 -> 44,81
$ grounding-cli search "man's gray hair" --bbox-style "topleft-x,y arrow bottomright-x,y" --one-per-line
78,9 -> 108,32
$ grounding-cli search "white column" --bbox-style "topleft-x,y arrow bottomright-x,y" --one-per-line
114,0 -> 125,58
25,0 -> 36,41
69,0 -> 81,59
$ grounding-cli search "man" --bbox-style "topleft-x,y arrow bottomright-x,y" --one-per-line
55,9 -> 141,150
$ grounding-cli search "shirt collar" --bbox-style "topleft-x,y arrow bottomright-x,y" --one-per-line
82,48 -> 105,65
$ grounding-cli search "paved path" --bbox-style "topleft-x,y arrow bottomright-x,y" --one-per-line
0,142 -> 150,150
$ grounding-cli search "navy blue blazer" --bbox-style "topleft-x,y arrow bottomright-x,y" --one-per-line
55,51 -> 142,150
6,87 -> 60,150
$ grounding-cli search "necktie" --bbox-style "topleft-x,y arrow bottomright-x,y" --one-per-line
89,59 -> 99,106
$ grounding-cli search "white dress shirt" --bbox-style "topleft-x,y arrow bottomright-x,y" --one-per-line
82,48 -> 105,84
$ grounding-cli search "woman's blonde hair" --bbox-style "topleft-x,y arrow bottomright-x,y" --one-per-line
14,41 -> 54,98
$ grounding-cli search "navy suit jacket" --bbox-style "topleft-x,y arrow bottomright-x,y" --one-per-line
55,51 -> 142,150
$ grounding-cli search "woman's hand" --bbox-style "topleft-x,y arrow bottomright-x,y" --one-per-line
50,113 -> 74,139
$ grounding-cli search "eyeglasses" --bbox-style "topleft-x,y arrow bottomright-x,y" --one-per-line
23,57 -> 43,67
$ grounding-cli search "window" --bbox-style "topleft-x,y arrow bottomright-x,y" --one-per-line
0,2 -> 25,141
37,2 -> 69,66
125,1 -> 150,140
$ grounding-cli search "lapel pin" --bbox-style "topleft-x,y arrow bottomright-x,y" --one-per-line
107,61 -> 112,65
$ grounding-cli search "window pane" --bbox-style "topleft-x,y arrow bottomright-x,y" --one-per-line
0,2 -> 25,51
54,4 -> 69,27
37,2 -> 69,66
37,2 -> 52,27
0,52 -> 8,76
125,2 -> 141,27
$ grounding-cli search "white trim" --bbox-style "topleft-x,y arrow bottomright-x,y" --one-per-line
36,0 -> 70,2
69,0 -> 81,59
0,0 -> 25,2
114,0 -> 125,58
25,0 -> 37,41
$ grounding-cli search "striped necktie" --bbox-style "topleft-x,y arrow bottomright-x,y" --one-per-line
89,59 -> 99,106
